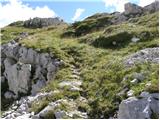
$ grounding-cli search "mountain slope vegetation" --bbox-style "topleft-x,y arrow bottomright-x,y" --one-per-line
1,2 -> 159,119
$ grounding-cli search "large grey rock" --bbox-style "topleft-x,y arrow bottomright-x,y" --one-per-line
23,17 -> 64,28
33,65 -> 46,80
124,47 -> 159,66
25,48 -> 38,64
118,93 -> 159,119
4,62 -> 31,96
38,102 -> 60,118
40,53 -> 50,65
54,111 -> 66,119
1,40 -> 60,96
151,93 -> 159,99
31,80 -> 46,96
140,92 -> 150,98
18,46 -> 29,63
111,13 -> 128,24
47,62 -> 57,80
124,2 -> 143,15
3,58 -> 16,68
1,40 -> 61,116
143,1 -> 159,14
1,41 -> 20,60
19,47 -> 54,67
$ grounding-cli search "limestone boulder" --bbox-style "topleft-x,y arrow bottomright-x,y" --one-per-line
25,48 -> 38,64
4,62 -> 31,96
47,62 -> 57,80
38,102 -> 59,119
111,13 -> 128,24
3,57 -> 16,67
124,3 -> 143,15
124,47 -> 159,66
33,65 -> 46,80
1,40 -> 60,102
118,93 -> 159,119
2,41 -> 20,60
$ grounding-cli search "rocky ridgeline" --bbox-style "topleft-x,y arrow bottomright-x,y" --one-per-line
1,34 -> 62,100
124,1 -> 159,15
23,17 -> 64,28
63,1 -> 159,37
111,1 -> 159,24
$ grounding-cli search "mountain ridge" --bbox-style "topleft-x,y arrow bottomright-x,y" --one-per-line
1,1 -> 159,119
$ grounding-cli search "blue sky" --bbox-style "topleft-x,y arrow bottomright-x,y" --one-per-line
22,1 -> 111,22
0,0 -> 157,27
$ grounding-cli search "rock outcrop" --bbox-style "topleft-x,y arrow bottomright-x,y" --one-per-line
124,47 -> 159,66
143,1 -> 159,14
110,12 -> 128,24
1,40 -> 61,98
23,17 -> 64,28
2,92 -> 54,119
1,1 -> 159,119
124,3 -> 143,15
4,61 -> 31,96
124,1 -> 159,16
114,1 -> 159,23
118,92 -> 159,119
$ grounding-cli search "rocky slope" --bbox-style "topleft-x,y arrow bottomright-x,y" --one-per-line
1,33 -> 62,111
63,1 -> 159,37
1,1 -> 159,119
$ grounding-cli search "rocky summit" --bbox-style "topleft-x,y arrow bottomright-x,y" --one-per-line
1,1 -> 159,119
23,17 -> 64,28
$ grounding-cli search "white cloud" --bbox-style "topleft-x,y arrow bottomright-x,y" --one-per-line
103,0 -> 129,12
0,0 -> 57,28
71,8 -> 85,21
139,0 -> 159,7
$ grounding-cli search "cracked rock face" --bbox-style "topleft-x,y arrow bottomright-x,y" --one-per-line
23,17 -> 64,28
118,93 -> 159,119
1,41 -> 61,98
124,47 -> 159,66
143,1 -> 159,13
124,1 -> 159,16
124,2 -> 143,15
4,62 -> 31,96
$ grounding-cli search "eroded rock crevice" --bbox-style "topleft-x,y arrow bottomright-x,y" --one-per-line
1,40 -> 62,101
